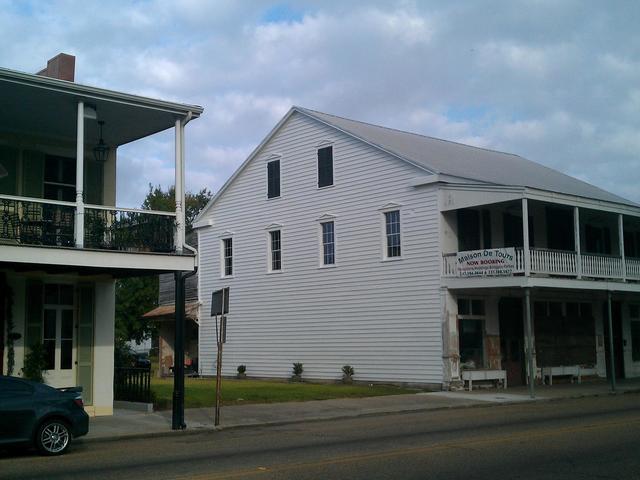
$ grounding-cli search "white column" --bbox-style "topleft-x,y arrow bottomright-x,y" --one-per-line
174,118 -> 184,253
574,206 -> 582,279
75,101 -> 85,248
619,214 -> 626,281
522,198 -> 531,276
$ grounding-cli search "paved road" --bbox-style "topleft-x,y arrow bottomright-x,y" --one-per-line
2,394 -> 640,479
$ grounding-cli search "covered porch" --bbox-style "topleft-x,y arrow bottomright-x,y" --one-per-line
441,285 -> 640,395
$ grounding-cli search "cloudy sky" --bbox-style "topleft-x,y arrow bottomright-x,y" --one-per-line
1,0 -> 639,206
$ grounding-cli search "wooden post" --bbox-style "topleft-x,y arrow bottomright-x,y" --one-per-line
574,206 -> 581,279
524,288 -> 535,398
75,101 -> 85,248
522,198 -> 531,277
214,288 -> 225,426
619,214 -> 626,282
607,292 -> 616,392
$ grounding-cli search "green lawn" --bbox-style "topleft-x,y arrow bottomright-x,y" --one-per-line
151,377 -> 419,410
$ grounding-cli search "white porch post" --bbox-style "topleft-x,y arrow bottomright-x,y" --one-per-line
75,101 -> 85,248
174,118 -> 185,253
619,214 -> 626,282
524,288 -> 535,398
522,198 -> 531,276
574,206 -> 582,279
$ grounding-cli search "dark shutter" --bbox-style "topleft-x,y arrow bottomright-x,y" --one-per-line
267,160 -> 280,198
317,146 -> 333,188
458,209 -> 481,251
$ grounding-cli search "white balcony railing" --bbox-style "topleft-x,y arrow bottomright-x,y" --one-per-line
443,247 -> 640,282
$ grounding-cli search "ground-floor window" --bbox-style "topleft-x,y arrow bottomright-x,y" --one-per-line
534,300 -> 595,366
458,298 -> 486,369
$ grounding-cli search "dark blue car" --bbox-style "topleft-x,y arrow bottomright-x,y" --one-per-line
0,375 -> 89,455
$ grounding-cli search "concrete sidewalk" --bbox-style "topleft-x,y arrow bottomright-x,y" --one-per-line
85,379 -> 640,442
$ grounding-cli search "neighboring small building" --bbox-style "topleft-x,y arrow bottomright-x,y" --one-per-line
0,54 -> 202,415
143,234 -> 200,377
194,106 -> 640,388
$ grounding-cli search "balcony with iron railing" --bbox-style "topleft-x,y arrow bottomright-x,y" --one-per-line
0,194 -> 176,253
442,247 -> 640,282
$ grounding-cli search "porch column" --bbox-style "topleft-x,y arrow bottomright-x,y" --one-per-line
524,288 -> 535,398
75,101 -> 85,248
619,214 -> 626,282
606,292 -> 616,392
174,119 -> 185,253
574,207 -> 582,279
522,198 -> 531,276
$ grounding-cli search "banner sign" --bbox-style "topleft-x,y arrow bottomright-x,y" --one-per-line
456,248 -> 516,277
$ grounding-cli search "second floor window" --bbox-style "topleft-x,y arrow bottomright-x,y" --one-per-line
44,155 -> 75,202
267,159 -> 280,198
321,221 -> 335,265
384,210 -> 401,258
317,146 -> 333,188
269,230 -> 282,271
222,238 -> 233,276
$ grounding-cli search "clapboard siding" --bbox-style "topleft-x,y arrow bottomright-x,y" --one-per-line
158,233 -> 199,306
198,111 -> 442,384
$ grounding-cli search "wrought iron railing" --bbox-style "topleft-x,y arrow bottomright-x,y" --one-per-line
0,195 -> 75,247
84,205 -> 176,253
114,366 -> 152,403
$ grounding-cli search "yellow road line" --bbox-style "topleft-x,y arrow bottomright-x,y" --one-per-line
179,416 -> 640,480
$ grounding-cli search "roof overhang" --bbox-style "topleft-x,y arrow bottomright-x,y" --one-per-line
143,301 -> 199,321
0,67 -> 203,147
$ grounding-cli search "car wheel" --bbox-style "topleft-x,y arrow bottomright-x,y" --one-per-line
36,419 -> 71,456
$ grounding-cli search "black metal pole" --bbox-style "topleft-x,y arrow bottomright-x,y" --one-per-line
172,271 -> 186,430
607,292 -> 616,392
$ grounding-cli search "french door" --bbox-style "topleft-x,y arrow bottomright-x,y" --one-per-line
43,284 -> 76,388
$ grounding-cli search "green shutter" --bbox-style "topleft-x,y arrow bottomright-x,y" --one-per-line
77,285 -> 95,405
84,160 -> 103,205
22,150 -> 44,198
0,146 -> 18,195
25,281 -> 43,349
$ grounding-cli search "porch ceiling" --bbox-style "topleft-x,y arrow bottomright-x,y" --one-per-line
0,67 -> 202,147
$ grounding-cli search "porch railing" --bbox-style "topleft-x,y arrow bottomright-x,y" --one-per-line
443,247 -> 640,282
0,195 -> 75,247
114,366 -> 152,403
84,205 -> 176,253
0,194 -> 177,254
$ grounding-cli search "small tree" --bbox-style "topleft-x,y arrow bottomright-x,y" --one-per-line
341,365 -> 355,384
23,343 -> 47,383
292,362 -> 304,382
237,365 -> 247,379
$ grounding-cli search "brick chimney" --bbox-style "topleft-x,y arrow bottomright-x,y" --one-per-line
36,53 -> 75,82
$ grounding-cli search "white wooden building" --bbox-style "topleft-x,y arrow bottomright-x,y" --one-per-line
194,106 -> 640,388
0,54 -> 202,415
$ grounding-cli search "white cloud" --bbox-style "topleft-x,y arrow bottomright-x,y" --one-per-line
0,0 -> 638,205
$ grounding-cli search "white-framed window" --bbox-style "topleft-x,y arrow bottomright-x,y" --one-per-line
384,209 -> 402,259
266,158 -> 280,199
320,221 -> 335,266
221,237 -> 233,277
269,230 -> 282,272
317,145 -> 334,188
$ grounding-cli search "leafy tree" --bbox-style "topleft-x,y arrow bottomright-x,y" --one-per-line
115,185 -> 212,344
142,184 -> 213,231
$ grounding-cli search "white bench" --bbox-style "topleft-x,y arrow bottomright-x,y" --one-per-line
461,369 -> 507,391
541,365 -> 582,385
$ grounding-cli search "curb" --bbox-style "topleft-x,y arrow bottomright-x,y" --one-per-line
79,388 -> 640,444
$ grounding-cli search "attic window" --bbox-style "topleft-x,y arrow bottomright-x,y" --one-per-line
317,146 -> 333,188
267,159 -> 280,199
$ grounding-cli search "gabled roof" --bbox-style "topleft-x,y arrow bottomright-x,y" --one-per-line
296,107 -> 637,207
196,106 -> 637,224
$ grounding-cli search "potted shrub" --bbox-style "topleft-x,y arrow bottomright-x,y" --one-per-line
341,365 -> 354,384
291,362 -> 304,382
237,365 -> 247,379
22,343 -> 48,383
